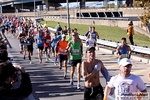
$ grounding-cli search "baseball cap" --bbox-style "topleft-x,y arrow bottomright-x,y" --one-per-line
119,58 -> 132,66
62,34 -> 66,38
86,46 -> 95,53
128,21 -> 133,25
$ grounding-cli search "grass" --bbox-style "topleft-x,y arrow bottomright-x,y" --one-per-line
41,20 -> 150,47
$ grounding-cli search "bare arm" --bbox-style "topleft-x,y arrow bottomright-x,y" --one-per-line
82,61 -> 96,81
17,33 -> 21,39
104,85 -> 111,99
96,32 -> 99,39
115,46 -> 121,58
128,46 -> 132,59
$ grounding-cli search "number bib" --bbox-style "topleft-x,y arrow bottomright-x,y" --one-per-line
72,49 -> 79,55
121,54 -> 128,58
27,41 -> 31,45
46,39 -> 50,43
61,50 -> 66,54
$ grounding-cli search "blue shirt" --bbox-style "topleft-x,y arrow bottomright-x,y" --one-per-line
36,35 -> 44,47
57,34 -> 62,40
91,31 -> 97,40
51,37 -> 59,48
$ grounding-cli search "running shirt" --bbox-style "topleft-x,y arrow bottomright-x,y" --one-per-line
57,34 -> 62,40
36,35 -> 44,47
57,40 -> 68,55
44,35 -> 51,47
51,37 -> 59,48
66,35 -> 72,42
70,40 -> 82,60
91,31 -> 97,40
19,33 -> 26,44
86,38 -> 96,47
29,27 -> 34,34
26,36 -> 34,46
107,74 -> 146,100
119,45 -> 129,58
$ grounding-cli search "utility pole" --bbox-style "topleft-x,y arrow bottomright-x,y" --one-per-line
66,0 -> 70,28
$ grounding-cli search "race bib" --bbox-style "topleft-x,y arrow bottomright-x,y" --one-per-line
46,39 -> 50,43
72,49 -> 79,55
27,41 -> 31,45
92,34 -> 96,38
121,54 -> 128,58
61,50 -> 66,54
20,39 -> 24,42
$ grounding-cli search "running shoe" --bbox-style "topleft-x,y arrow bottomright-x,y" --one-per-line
77,83 -> 81,89
70,81 -> 74,87
29,61 -> 32,64
64,75 -> 66,79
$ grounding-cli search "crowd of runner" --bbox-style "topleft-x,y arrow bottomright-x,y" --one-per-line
0,15 -> 147,100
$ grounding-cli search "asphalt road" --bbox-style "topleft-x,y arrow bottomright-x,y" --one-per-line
6,34 -> 150,100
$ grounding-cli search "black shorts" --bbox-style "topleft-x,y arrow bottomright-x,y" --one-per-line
5,28 -> 8,31
70,59 -> 82,66
44,46 -> 50,52
84,84 -> 104,100
52,47 -> 58,53
58,54 -> 68,63
27,45 -> 33,52
11,30 -> 15,33
38,46 -> 44,50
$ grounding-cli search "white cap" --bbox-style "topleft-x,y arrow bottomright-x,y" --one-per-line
119,58 -> 132,66
62,34 -> 66,38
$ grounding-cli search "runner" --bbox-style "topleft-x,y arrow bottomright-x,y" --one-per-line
36,30 -> 44,63
88,26 -> 99,40
82,46 -> 104,100
67,32 -> 83,89
26,32 -> 35,64
10,22 -> 16,38
51,33 -> 59,65
17,28 -> 26,59
44,30 -> 51,62
55,34 -> 68,79
85,26 -> 92,38
66,29 -> 72,64
86,33 -> 96,47
115,37 -> 132,64
104,58 -> 147,100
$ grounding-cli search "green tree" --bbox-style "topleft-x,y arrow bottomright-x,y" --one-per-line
138,0 -> 150,28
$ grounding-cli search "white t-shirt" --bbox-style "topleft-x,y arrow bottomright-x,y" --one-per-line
18,26 -> 22,33
107,74 -> 146,100
86,38 -> 96,47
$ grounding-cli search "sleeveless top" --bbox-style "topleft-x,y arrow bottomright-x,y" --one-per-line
70,40 -> 82,60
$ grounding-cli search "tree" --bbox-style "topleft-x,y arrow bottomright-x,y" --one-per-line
138,0 -> 150,29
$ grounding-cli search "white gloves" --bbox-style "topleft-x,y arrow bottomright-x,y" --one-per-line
93,63 -> 101,72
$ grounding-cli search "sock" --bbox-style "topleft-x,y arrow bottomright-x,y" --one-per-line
28,56 -> 31,61
70,79 -> 73,82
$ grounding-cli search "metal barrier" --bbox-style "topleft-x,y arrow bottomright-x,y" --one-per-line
48,27 -> 150,55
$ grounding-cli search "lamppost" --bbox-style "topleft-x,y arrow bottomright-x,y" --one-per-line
22,0 -> 23,12
34,0 -> 36,18
66,0 -> 70,28
0,3 -> 2,14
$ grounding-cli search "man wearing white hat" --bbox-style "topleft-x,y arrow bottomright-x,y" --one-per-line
103,58 -> 147,100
